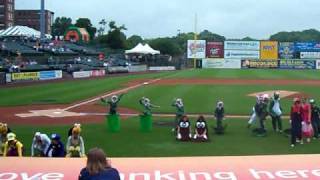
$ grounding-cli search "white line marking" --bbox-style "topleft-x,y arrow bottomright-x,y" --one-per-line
63,78 -> 162,111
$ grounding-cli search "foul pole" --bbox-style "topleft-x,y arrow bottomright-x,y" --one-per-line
193,13 -> 198,68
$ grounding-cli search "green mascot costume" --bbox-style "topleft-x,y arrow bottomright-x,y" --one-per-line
101,94 -> 125,132
171,98 -> 185,132
139,97 -> 160,132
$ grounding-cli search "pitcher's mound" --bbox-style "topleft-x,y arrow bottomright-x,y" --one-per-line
248,90 -> 308,99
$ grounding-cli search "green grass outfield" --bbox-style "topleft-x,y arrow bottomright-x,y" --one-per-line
14,117 -> 320,157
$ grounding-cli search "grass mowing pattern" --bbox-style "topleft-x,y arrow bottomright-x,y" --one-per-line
13,117 -> 320,157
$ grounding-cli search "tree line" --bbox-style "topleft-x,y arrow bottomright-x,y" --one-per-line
52,16 -> 320,56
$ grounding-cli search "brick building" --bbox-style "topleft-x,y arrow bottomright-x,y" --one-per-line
0,0 -> 15,30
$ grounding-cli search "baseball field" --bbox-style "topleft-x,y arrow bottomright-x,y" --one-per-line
1,69 -> 320,157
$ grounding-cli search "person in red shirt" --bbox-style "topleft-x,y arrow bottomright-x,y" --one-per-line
301,98 -> 312,144
290,98 -> 303,147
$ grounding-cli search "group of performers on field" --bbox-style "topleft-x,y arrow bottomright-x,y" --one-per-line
0,122 -> 85,157
247,92 -> 320,147
1,92 -> 320,157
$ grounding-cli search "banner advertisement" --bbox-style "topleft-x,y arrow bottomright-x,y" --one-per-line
2,155 -> 320,180
279,42 -> 295,59
91,70 -> 106,77
39,70 -> 63,80
206,42 -> 224,58
241,60 -> 278,69
300,52 -> 320,59
11,72 -> 39,81
187,40 -> 206,59
107,66 -> 129,73
72,71 -> 91,78
5,73 -> 11,83
128,65 -> 148,72
149,66 -> 176,71
317,60 -> 320,69
224,50 -> 260,59
294,42 -> 320,52
224,41 -> 260,50
260,41 -> 278,60
279,60 -> 316,69
202,59 -> 241,69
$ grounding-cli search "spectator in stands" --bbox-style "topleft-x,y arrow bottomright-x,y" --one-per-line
66,125 -> 85,157
0,123 -> 12,155
31,132 -> 51,157
46,134 -> 65,157
79,148 -> 120,180
3,133 -> 24,157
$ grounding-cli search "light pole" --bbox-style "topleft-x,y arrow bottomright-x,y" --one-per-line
40,0 -> 45,40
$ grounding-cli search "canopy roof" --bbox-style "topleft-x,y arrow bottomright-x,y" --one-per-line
0,26 -> 52,39
125,43 -> 160,55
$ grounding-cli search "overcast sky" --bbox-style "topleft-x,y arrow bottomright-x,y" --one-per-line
15,0 -> 320,39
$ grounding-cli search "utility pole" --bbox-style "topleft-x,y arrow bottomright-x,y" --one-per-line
40,0 -> 45,40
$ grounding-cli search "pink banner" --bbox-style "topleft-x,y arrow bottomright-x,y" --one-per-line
91,70 -> 106,77
1,155 -> 320,179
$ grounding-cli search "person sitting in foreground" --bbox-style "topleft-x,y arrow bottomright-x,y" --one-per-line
79,148 -> 120,180
66,125 -> 85,157
0,123 -> 12,155
3,132 -> 24,157
31,132 -> 51,157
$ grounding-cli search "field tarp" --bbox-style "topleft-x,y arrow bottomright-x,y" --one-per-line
1,155 -> 320,179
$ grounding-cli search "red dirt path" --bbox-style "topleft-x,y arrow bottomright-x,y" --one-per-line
2,77 -> 320,126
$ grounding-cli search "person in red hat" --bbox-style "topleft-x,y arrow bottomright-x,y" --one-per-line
290,98 -> 303,147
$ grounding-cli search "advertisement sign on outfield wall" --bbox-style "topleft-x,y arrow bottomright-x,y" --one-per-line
91,70 -> 106,77
72,71 -> 91,78
187,40 -> 206,59
294,42 -> 320,52
224,50 -> 260,59
128,65 -> 148,72
11,72 -> 39,81
241,60 -> 278,69
279,60 -> 316,69
39,70 -> 63,80
149,66 -> 176,71
224,41 -> 260,50
260,41 -> 278,60
206,42 -> 224,58
202,59 -> 241,69
300,52 -> 320,59
279,42 -> 295,59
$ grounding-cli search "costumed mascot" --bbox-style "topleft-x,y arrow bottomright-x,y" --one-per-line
46,134 -> 66,157
66,124 -> 85,157
177,115 -> 192,141
247,95 -> 263,128
68,123 -> 81,137
252,94 -> 269,136
269,92 -> 283,133
171,98 -> 185,131
101,94 -> 125,115
139,97 -> 160,132
0,123 -> 11,155
194,116 -> 208,141
214,101 -> 226,134
31,132 -> 51,157
310,99 -> 320,139
3,133 -> 24,157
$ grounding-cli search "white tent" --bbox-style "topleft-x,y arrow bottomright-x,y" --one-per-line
125,43 -> 160,55
0,26 -> 52,39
